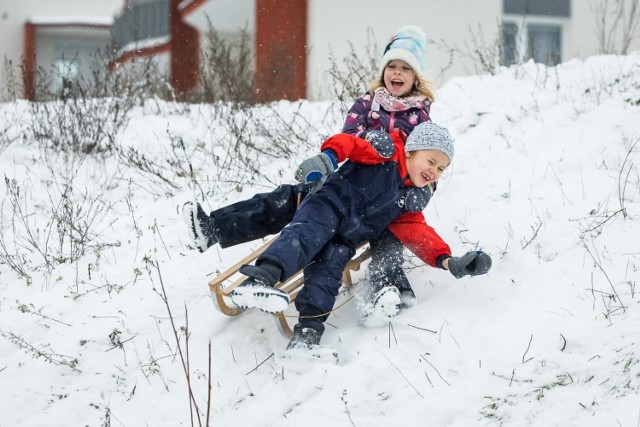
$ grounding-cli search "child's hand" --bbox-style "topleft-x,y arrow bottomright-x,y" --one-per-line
363,130 -> 395,158
446,251 -> 492,278
295,151 -> 338,184
403,186 -> 432,212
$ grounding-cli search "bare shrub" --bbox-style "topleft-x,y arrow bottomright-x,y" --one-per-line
0,329 -> 80,372
592,0 -> 640,54
26,46 -> 175,155
27,95 -> 128,154
0,175 -> 115,280
430,21 -> 503,78
0,104 -> 21,156
199,22 -> 254,105
618,136 -> 640,218
327,28 -> 380,112
1,57 -> 21,102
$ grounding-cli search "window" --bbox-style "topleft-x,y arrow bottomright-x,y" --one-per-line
504,0 -> 570,17
501,23 -> 519,66
527,24 -> 561,65
53,60 -> 79,97
501,0 -> 569,66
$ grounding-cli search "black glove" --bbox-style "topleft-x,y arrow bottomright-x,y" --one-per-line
447,251 -> 492,278
295,150 -> 338,185
403,186 -> 432,212
363,130 -> 395,158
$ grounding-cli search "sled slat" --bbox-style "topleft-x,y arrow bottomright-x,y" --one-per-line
208,241 -> 370,338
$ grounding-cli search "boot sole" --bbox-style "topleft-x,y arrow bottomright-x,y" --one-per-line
230,285 -> 290,313
182,202 -> 208,253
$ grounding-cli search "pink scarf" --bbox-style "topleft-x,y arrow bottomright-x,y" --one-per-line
372,87 -> 426,112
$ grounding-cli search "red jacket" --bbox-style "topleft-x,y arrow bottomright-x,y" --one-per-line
321,130 -> 451,268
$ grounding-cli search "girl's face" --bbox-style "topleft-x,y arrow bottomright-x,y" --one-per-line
383,60 -> 416,97
405,149 -> 450,188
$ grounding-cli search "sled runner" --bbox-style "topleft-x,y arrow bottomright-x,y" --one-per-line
208,236 -> 370,337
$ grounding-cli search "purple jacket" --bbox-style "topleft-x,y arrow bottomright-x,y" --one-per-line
341,92 -> 431,136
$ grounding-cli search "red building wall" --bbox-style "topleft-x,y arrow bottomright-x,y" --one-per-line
255,0 -> 307,102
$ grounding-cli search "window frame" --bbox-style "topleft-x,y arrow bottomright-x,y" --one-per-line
501,14 -> 569,66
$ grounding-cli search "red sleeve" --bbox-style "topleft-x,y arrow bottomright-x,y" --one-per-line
387,212 -> 451,267
320,131 -> 406,165
320,133 -> 387,164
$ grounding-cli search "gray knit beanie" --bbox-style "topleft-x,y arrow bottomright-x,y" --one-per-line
404,121 -> 454,161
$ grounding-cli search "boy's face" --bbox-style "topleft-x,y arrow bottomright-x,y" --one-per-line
383,60 -> 416,97
405,149 -> 450,188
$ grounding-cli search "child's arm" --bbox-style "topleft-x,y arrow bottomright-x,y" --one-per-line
320,130 -> 406,165
387,212 -> 452,269
389,212 -> 493,277
296,130 -> 404,185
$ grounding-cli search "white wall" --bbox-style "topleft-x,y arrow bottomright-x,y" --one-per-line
307,0 -> 502,100
0,0 -> 122,67
569,1 -> 640,57
184,0 -> 255,34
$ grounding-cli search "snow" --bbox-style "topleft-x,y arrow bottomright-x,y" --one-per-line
1,52 -> 640,426
116,36 -> 171,57
27,16 -> 114,26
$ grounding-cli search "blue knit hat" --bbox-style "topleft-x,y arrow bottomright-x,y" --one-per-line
378,25 -> 427,78
404,121 -> 454,161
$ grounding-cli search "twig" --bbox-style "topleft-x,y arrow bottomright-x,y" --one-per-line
382,353 -> 424,398
424,371 -> 434,387
185,305 -> 194,427
522,334 -> 534,363
618,137 -> 639,218
155,261 -> 202,427
520,217 -> 542,250
206,340 -> 212,427
560,333 -> 567,351
105,335 -> 137,352
490,371 -> 533,383
406,324 -> 437,334
583,240 -> 627,313
1,330 -> 81,372
340,390 -> 357,427
388,321 -> 397,348
420,354 -> 451,386
245,352 -> 274,375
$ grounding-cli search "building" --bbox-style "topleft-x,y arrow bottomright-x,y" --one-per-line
0,1 -> 121,100
1,0 -> 639,102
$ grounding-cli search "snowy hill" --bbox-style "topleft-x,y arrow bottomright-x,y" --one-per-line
1,53 -> 640,426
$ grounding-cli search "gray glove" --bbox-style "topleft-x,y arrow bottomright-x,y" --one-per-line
403,186 -> 432,212
447,251 -> 492,278
363,130 -> 395,158
295,151 -> 338,185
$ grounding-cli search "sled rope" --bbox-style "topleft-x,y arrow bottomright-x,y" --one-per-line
278,295 -> 355,319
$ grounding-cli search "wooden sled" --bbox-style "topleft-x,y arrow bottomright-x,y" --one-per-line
208,236 -> 371,338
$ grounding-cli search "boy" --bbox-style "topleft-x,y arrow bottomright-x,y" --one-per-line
212,121 -> 491,349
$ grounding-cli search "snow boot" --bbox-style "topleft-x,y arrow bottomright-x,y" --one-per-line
281,320 -> 338,364
360,285 -> 402,327
371,286 -> 402,318
230,263 -> 290,313
396,281 -> 417,309
182,201 -> 219,252
286,320 -> 325,350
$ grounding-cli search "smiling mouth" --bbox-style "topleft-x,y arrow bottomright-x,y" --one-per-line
421,172 -> 431,182
391,79 -> 404,87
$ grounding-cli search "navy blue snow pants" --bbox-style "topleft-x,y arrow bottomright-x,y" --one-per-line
257,193 -> 357,321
